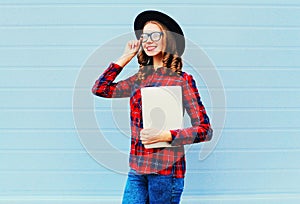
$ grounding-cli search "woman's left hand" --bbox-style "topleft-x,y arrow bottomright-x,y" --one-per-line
140,128 -> 172,145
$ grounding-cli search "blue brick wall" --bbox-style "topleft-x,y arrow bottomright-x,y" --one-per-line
1,0 -> 300,203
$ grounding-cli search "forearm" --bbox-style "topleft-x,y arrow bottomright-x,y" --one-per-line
115,39 -> 141,67
140,129 -> 172,145
92,39 -> 140,98
170,125 -> 213,146
115,55 -> 132,68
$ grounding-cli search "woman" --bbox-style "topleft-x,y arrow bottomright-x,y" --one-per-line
92,10 -> 213,204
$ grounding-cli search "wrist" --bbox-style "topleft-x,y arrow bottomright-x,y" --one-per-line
115,54 -> 133,67
163,130 -> 172,142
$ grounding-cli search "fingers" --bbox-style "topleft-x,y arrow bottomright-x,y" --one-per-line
140,130 -> 150,140
141,128 -> 164,136
142,140 -> 158,145
140,128 -> 150,135
119,38 -> 142,65
140,135 -> 160,145
127,40 -> 141,50
140,128 -> 164,144
134,39 -> 142,48
140,129 -> 153,141
140,133 -> 152,140
134,40 -> 139,48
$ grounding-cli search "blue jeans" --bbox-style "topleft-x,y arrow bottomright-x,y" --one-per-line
122,168 -> 184,204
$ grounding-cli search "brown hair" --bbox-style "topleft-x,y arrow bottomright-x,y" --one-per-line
136,21 -> 183,83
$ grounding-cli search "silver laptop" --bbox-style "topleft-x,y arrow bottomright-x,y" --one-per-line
141,86 -> 183,148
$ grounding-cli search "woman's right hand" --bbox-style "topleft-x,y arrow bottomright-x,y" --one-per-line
115,39 -> 142,67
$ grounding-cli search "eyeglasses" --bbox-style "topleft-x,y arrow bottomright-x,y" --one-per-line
140,32 -> 163,43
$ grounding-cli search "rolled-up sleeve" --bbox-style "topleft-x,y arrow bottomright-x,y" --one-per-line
92,63 -> 137,98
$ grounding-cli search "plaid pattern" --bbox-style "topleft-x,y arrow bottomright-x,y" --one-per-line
92,63 -> 212,178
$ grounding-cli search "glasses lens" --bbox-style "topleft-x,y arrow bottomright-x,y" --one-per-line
151,32 -> 161,41
140,34 -> 148,42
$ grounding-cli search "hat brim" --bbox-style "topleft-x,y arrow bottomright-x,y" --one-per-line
134,10 -> 185,56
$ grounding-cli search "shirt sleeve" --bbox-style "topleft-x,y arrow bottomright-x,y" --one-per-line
169,73 -> 213,146
92,62 -> 138,98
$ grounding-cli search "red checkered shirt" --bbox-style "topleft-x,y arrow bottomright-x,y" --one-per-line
92,62 -> 212,178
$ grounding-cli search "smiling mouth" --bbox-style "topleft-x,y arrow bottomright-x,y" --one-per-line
146,46 -> 157,51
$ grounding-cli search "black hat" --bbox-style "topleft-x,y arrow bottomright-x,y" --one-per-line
134,10 -> 185,56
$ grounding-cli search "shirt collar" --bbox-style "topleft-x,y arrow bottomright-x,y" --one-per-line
152,66 -> 169,75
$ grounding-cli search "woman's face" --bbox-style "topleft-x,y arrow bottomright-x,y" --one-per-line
141,23 -> 164,57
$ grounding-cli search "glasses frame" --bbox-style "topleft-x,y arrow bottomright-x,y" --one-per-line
140,31 -> 164,43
